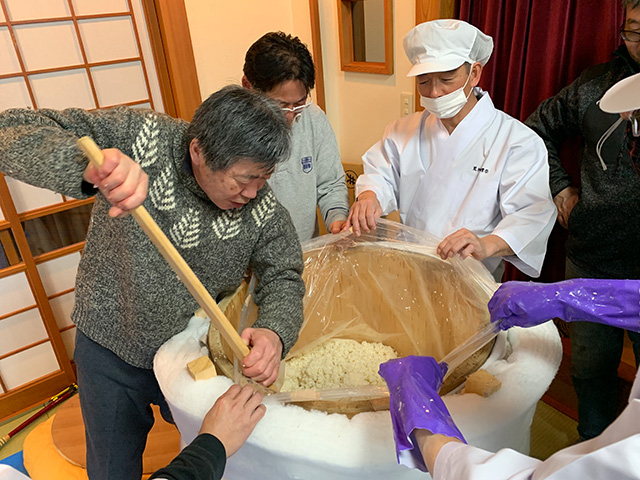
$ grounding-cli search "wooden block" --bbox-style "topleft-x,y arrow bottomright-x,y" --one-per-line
464,369 -> 502,397
187,355 -> 217,381
289,389 -> 321,401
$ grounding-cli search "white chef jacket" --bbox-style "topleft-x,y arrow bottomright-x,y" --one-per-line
355,89 -> 556,277
432,367 -> 640,480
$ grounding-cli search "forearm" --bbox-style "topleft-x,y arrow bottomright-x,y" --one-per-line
357,137 -> 401,214
253,283 -> 303,357
554,279 -> 640,331
431,441 -> 540,480
490,279 -> 640,332
481,234 -> 514,258
150,433 -> 226,480
414,430 -> 462,474
318,179 -> 349,226
0,107 -> 145,198
314,147 -> 350,224
0,112 -> 90,197
250,208 -> 305,356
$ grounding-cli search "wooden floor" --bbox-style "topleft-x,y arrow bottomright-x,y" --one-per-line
50,395 -> 179,473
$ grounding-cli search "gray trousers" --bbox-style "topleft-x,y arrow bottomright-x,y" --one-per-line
74,329 -> 173,480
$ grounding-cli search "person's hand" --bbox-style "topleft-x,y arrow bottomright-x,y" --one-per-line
83,148 -> 148,218
343,190 -> 382,236
240,328 -> 283,386
553,186 -> 579,229
379,356 -> 465,473
488,279 -> 640,332
199,384 -> 266,457
436,230 -> 512,261
329,220 -> 346,234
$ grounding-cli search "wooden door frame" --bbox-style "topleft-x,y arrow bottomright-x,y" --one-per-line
0,176 -> 76,420
141,0 -> 202,121
309,0 -> 326,111
414,0 -> 456,111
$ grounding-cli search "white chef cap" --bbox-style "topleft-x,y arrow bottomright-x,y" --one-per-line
403,19 -> 494,77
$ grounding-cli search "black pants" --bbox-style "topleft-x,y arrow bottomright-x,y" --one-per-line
566,260 -> 640,440
74,330 -> 173,480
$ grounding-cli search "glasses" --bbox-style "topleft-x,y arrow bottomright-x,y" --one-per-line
280,99 -> 312,115
620,29 -> 640,42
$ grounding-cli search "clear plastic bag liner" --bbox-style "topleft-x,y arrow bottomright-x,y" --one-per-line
231,219 -> 499,400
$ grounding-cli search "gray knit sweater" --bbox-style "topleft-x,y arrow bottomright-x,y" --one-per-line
0,107 -> 305,368
267,104 -> 349,241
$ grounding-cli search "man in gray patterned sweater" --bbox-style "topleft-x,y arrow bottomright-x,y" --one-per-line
0,86 -> 305,480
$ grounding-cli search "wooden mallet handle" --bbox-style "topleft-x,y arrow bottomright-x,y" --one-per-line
77,136 -> 251,361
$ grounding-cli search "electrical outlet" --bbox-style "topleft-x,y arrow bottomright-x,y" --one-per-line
401,92 -> 414,117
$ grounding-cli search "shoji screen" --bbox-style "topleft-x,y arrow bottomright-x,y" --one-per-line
0,0 -> 164,418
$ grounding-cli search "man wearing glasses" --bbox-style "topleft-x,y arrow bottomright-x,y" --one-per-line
526,0 -> 640,442
242,32 -> 350,241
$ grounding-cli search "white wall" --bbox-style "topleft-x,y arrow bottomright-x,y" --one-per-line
183,0 -> 313,98
183,0 -> 416,164
320,0 -> 416,163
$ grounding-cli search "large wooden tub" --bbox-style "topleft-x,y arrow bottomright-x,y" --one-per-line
210,220 -> 498,414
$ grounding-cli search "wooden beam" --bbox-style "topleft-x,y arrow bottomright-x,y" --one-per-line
309,0 -> 326,111
142,0 -> 201,121
416,0 -> 456,23
414,0 -> 457,111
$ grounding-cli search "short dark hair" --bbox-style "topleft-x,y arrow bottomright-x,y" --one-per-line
186,85 -> 291,172
243,32 -> 315,94
623,0 -> 640,10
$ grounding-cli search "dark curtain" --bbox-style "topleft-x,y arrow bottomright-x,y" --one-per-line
457,0 -> 625,283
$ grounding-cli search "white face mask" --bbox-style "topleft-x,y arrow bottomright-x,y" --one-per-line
420,71 -> 473,119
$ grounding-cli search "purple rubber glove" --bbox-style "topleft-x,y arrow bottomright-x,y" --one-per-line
379,356 -> 466,473
489,279 -> 640,333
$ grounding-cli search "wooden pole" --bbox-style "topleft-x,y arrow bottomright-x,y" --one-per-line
0,384 -> 77,449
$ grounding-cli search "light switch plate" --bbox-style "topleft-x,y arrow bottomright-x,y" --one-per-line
401,92 -> 414,117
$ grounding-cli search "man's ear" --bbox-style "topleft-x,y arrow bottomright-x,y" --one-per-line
241,76 -> 253,90
470,62 -> 483,88
189,138 -> 203,166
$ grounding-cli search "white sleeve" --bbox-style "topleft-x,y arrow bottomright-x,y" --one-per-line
531,398 -> 640,480
355,128 -> 401,216
492,133 -> 557,277
433,443 -> 539,480
434,398 -> 640,480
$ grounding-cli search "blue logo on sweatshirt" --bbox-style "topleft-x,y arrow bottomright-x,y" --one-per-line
301,156 -> 313,173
